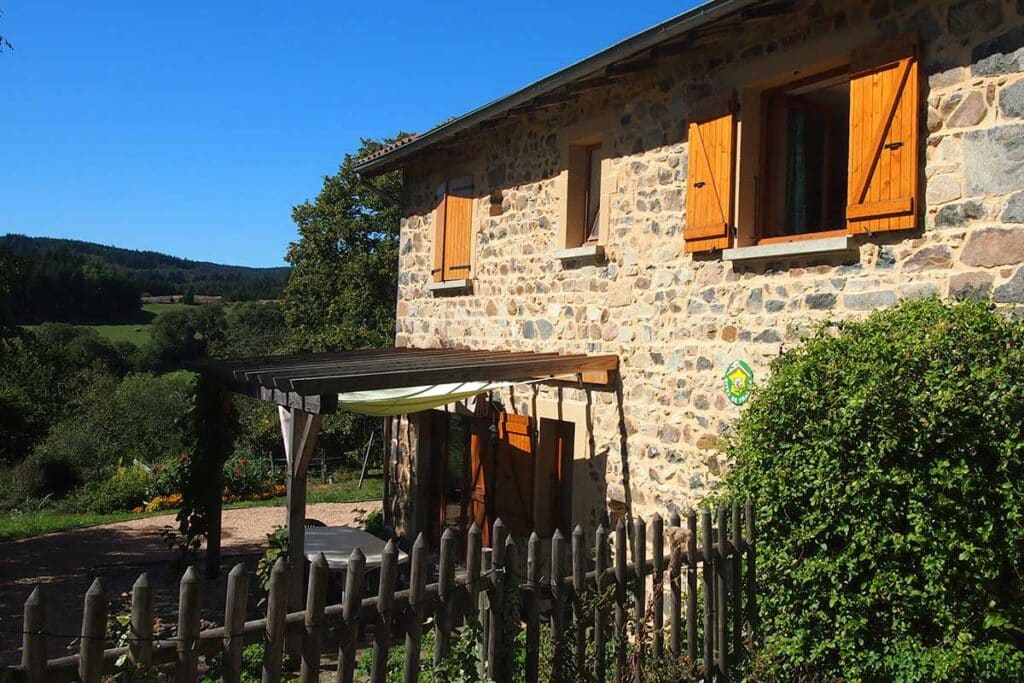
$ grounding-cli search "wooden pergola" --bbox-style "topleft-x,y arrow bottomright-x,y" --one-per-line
196,347 -> 619,615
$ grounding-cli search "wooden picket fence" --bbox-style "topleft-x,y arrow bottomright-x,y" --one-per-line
7,502 -> 756,682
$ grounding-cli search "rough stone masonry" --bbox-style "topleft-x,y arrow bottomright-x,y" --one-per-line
387,0 -> 1024,532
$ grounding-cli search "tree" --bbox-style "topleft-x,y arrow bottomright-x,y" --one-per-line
0,248 -> 16,342
214,300 -> 288,360
721,299 -> 1024,679
283,135 -> 408,352
144,305 -> 227,370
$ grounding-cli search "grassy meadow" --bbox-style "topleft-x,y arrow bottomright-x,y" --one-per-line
23,301 -> 194,344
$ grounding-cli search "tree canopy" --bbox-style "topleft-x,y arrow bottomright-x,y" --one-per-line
283,136 -> 408,352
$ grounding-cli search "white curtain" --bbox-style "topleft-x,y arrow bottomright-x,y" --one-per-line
336,381 -> 523,416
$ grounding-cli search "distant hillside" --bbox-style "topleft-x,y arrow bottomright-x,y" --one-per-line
0,234 -> 290,301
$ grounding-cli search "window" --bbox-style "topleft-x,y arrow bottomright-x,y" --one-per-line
684,37 -> 920,254
563,140 -> 606,249
432,176 -> 474,282
583,144 -> 603,243
759,71 -> 850,242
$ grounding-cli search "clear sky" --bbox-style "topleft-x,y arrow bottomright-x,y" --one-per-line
1,2 -> 698,267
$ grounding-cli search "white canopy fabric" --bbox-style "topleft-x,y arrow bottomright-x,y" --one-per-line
336,380 -> 532,416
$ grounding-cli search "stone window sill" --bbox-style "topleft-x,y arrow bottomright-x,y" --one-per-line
427,279 -> 473,296
723,235 -> 853,262
554,244 -> 605,264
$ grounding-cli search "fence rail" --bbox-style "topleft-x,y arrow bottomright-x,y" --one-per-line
7,502 -> 755,682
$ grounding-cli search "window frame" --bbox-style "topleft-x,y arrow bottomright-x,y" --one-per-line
755,64 -> 852,245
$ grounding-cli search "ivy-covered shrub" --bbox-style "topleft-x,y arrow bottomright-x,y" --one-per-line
721,299 -> 1024,680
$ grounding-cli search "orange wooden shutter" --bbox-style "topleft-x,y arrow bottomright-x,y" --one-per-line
846,39 -> 920,234
442,176 -> 473,281
685,108 -> 735,253
494,413 -> 534,537
432,181 -> 447,282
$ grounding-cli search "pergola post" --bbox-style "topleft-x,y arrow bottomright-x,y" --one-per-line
200,379 -> 235,580
278,405 -> 323,623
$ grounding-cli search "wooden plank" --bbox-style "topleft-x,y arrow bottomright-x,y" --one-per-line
223,564 -> 249,683
262,558 -> 288,683
465,523 -> 483,626
176,568 -> 202,683
594,524 -> 609,681
701,511 -> 713,682
669,512 -> 682,658
525,532 -> 541,683
435,528 -> 457,665
487,519 -> 508,681
403,535 -> 428,683
651,514 -> 665,659
614,520 -> 628,681
130,573 -> 154,668
550,528 -> 568,679
286,354 -> 620,395
336,549 -> 365,683
300,554 -> 329,683
370,541 -> 398,683
80,579 -> 108,683
732,503 -> 743,660
572,524 -> 587,679
21,587 -> 46,683
746,499 -> 758,647
479,547 -> 493,680
717,507 -> 729,678
687,509 -> 698,664
633,515 -> 647,675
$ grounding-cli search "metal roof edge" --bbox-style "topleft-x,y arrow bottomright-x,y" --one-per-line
353,0 -> 760,175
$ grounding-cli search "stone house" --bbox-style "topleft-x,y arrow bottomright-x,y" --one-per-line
354,0 -> 1024,546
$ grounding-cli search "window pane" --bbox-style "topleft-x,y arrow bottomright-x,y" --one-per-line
586,145 -> 602,241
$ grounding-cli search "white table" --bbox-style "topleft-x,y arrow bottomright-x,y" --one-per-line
303,527 -> 409,571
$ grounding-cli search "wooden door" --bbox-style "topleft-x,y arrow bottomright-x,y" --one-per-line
493,413 -> 535,537
468,417 -> 492,547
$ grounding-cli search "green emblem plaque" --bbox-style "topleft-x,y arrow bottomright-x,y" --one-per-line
724,360 -> 754,406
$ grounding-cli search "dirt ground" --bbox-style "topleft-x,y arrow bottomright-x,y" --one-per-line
0,502 -> 379,666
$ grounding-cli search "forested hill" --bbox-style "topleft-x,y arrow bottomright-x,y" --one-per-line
0,234 -> 290,301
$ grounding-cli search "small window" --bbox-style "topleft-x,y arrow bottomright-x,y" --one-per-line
564,140 -> 605,248
759,71 -> 850,243
583,144 -> 602,243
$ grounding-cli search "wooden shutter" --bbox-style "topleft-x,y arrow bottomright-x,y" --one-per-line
442,176 -> 474,281
432,181 -> 447,282
494,413 -> 535,537
846,39 -> 920,234
685,108 -> 735,253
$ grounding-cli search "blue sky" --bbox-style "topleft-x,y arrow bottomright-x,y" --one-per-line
1,2 -> 697,267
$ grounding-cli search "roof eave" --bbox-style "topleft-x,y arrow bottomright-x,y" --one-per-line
353,0 -> 760,176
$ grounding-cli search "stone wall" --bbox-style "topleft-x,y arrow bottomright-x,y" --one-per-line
387,0 -> 1024,533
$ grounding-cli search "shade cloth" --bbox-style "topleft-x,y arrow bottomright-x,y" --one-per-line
336,380 -> 527,416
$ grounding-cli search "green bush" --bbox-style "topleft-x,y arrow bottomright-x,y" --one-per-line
224,451 -> 271,498
66,465 -> 150,513
721,299 -> 1024,680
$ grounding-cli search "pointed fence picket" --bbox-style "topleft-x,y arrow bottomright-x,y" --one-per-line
6,503 -> 756,682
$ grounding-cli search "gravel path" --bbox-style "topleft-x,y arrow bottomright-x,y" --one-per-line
0,501 -> 379,665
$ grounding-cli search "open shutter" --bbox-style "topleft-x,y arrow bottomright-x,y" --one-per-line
443,176 -> 474,280
846,39 -> 920,234
494,413 -> 534,537
685,107 -> 735,253
432,181 -> 447,282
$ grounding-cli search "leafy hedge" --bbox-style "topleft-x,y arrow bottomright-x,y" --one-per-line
721,299 -> 1024,680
